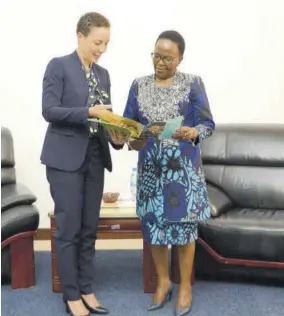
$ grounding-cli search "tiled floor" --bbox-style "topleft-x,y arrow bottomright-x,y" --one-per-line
34,239 -> 143,251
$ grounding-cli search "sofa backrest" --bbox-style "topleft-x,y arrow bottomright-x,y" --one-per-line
201,124 -> 284,209
1,127 -> 16,185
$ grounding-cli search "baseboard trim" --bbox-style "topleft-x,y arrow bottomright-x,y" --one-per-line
35,229 -> 50,240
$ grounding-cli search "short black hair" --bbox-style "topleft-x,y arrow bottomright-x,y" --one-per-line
156,30 -> 185,56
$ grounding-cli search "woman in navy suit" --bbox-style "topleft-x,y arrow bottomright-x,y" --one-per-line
41,12 -> 126,316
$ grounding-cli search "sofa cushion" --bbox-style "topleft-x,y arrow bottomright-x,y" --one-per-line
1,183 -> 36,212
1,204 -> 39,242
199,208 -> 284,262
201,124 -> 284,167
207,184 -> 232,217
201,124 -> 284,210
204,164 -> 284,210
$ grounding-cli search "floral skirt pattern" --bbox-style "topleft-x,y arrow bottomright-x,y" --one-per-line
136,139 -> 211,245
141,217 -> 198,245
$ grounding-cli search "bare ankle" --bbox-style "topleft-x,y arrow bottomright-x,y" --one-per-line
179,282 -> 192,291
158,277 -> 171,286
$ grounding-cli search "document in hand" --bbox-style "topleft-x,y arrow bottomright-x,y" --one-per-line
88,113 -> 184,140
140,116 -> 184,140
88,112 -> 145,138
158,116 -> 184,140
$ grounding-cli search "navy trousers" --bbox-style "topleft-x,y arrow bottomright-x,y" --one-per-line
46,137 -> 105,300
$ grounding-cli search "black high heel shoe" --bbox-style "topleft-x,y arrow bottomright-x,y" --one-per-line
81,296 -> 109,315
64,300 -> 90,316
148,283 -> 174,311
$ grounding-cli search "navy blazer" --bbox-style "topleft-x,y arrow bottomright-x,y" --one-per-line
40,51 -> 118,172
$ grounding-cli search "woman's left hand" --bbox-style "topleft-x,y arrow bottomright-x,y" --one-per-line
172,127 -> 199,141
107,129 -> 129,145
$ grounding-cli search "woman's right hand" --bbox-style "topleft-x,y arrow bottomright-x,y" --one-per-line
128,138 -> 147,151
88,105 -> 112,118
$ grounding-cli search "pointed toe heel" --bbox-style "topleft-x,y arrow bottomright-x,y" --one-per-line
175,304 -> 192,316
81,296 -> 109,315
147,283 -> 174,311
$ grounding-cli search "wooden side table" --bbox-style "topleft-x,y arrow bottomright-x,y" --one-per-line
48,202 -> 158,293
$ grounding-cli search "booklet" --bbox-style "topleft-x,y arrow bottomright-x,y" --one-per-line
88,113 -> 144,139
88,113 -> 184,140
158,116 -> 184,140
139,116 -> 184,140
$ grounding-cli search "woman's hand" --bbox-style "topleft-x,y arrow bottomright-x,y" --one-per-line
128,138 -> 147,151
172,127 -> 199,141
88,106 -> 112,119
95,104 -> 112,111
107,130 -> 129,145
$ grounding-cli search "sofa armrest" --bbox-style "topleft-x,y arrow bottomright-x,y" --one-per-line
207,184 -> 232,217
1,183 -> 37,212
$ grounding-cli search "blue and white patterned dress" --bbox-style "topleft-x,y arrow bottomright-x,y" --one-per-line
123,72 -> 215,245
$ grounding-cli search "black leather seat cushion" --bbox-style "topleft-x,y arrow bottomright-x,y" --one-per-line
199,208 -> 284,262
1,183 -> 36,212
1,204 -> 39,242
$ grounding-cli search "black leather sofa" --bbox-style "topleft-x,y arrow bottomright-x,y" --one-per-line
1,126 -> 39,289
193,124 -> 284,284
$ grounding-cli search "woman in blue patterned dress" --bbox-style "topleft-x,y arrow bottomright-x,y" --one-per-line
123,31 -> 215,316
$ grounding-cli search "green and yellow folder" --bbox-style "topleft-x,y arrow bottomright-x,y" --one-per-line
88,112 -> 184,140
